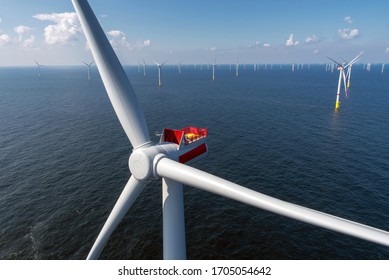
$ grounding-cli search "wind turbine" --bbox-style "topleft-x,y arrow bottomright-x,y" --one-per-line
328,52 -> 362,110
34,59 -> 43,78
82,61 -> 94,80
212,59 -> 216,80
177,61 -> 182,74
327,58 -> 348,110
72,0 -> 389,260
235,60 -> 239,77
154,60 -> 167,87
344,51 -> 363,88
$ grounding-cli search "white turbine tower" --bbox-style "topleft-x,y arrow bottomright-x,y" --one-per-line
328,52 -> 362,110
142,59 -> 146,76
178,61 -> 182,74
344,51 -> 363,88
235,60 -> 239,77
72,0 -> 389,260
34,59 -> 43,78
212,59 -> 216,80
82,61 -> 94,80
154,61 -> 167,87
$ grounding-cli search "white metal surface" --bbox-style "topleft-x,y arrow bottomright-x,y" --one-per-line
162,178 -> 186,260
72,0 -> 150,148
87,176 -> 146,260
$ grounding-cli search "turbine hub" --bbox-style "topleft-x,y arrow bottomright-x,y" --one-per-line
129,143 -> 178,181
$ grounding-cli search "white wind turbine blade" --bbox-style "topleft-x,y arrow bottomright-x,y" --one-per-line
72,0 -> 152,260
344,52 -> 363,69
72,0 -> 150,148
87,176 -> 146,259
327,56 -> 342,67
156,157 -> 389,247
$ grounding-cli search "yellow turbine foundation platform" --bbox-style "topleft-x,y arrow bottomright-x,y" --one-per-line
335,101 -> 340,110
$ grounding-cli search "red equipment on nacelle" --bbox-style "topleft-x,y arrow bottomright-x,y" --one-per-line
161,126 -> 208,164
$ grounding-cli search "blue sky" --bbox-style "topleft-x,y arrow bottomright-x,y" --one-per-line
1,0 -> 389,66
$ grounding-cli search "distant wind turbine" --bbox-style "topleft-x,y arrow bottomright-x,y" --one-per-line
328,52 -> 362,110
382,63 -> 385,74
154,60 -> 167,87
343,51 -> 363,88
142,59 -> 146,76
82,61 -> 94,80
178,61 -> 182,74
34,59 -> 43,78
212,59 -> 216,80
235,60 -> 239,77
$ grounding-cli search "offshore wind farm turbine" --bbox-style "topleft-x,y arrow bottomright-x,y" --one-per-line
177,61 -> 182,74
154,61 -> 167,87
82,61 -> 94,80
34,59 -> 43,78
327,57 -> 348,110
344,51 -> 363,88
328,52 -> 362,110
235,60 -> 239,77
72,0 -> 389,260
212,59 -> 216,80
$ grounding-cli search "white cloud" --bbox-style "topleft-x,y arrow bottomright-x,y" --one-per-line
263,42 -> 271,47
286,34 -> 299,46
139,39 -> 150,48
305,35 -> 320,44
107,30 -> 130,48
344,16 -> 353,24
385,47 -> 389,53
14,25 -> 32,35
107,30 -> 150,50
14,25 -> 32,42
0,33 -> 11,46
338,28 -> 360,40
33,12 -> 81,45
248,41 -> 261,48
22,35 -> 36,48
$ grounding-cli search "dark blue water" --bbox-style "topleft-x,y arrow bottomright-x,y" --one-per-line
1,65 -> 389,260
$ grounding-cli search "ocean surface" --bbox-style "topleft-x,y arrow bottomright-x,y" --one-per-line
1,64 -> 389,260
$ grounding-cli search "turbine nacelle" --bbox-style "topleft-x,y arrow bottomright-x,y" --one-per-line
129,127 -> 209,181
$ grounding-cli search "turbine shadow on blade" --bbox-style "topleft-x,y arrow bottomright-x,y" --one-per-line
71,0 -> 389,260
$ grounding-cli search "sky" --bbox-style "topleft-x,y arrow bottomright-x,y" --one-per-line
1,0 -> 389,66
